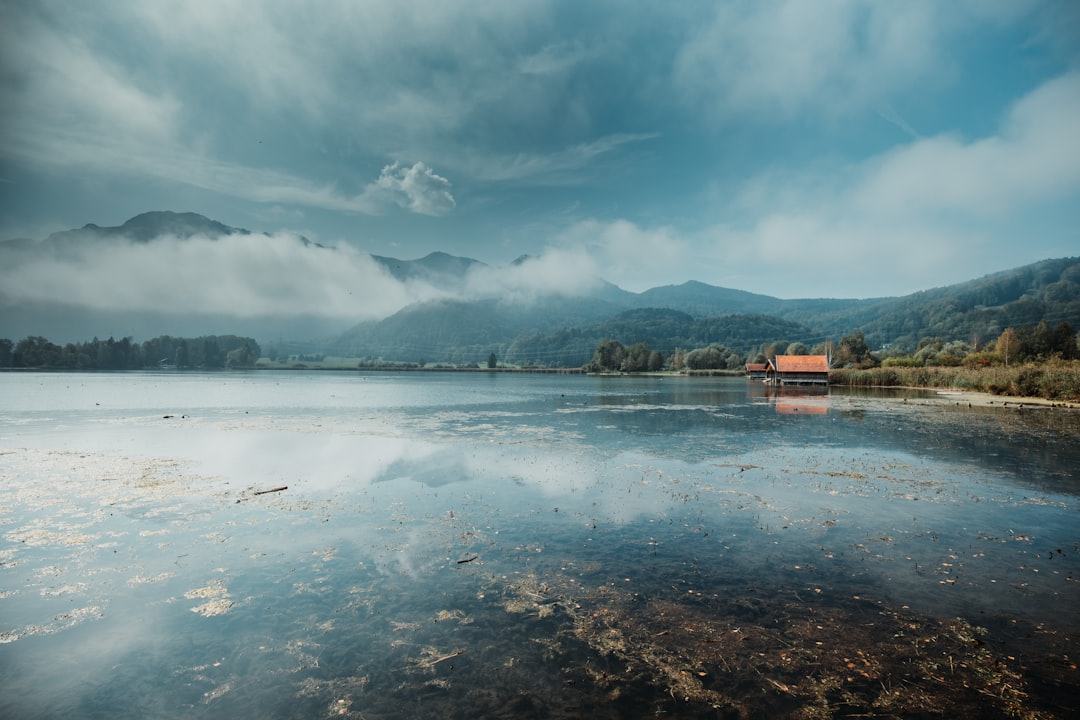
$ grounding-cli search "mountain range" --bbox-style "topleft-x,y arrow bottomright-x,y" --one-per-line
2,212 -> 1078,365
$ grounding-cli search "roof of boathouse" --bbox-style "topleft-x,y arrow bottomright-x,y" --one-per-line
772,355 -> 830,373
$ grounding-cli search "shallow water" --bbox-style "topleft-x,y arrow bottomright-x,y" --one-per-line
1,371 -> 1077,718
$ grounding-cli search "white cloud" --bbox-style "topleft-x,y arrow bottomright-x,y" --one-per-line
0,227 -> 607,323
503,70 -> 1080,299
673,1 -> 955,120
547,219 -> 690,292
854,72 -> 1080,219
463,247 -> 601,301
123,0 -> 550,141
518,41 -> 592,76
0,2 -> 497,216
0,4 -> 180,144
456,133 -> 660,185
5,117 -> 455,217
369,162 -> 456,216
2,0 -> 1076,306
691,71 -> 1080,296
0,233 -> 436,319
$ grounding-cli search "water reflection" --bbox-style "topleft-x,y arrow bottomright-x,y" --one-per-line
1,372 -> 1077,718
753,384 -> 831,415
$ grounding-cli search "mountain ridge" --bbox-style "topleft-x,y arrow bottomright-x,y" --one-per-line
46,211 -> 245,244
2,212 -> 1077,363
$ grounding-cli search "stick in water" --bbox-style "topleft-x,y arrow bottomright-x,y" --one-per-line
423,650 -> 465,667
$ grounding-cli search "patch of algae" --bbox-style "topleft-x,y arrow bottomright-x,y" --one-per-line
497,571 -> 1066,719
184,580 -> 234,617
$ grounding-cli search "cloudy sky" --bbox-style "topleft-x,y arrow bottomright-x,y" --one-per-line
1,0 -> 1078,300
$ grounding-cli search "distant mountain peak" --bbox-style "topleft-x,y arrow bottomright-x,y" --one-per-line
371,251 -> 486,287
45,211 -> 245,245
118,211 -> 243,241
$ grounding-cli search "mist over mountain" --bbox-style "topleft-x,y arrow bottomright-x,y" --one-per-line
2,212 -> 1077,366
370,251 -> 484,290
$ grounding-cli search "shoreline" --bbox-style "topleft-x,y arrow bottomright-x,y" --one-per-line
861,386 -> 1079,410
922,388 -> 1077,409
4,364 -> 1078,409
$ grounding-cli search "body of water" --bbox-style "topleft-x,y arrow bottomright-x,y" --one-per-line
1,371 -> 1077,718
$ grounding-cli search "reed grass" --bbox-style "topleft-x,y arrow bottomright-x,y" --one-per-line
829,361 -> 1080,402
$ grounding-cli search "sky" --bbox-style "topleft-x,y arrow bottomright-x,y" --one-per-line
1,0 -> 1079,307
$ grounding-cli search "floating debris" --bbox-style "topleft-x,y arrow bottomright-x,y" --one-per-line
184,580 -> 234,617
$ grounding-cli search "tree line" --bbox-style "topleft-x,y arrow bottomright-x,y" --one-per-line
1,320 -> 1073,375
582,321 -> 1077,374
583,339 -> 786,373
0,335 -> 261,370
880,320 -> 1077,368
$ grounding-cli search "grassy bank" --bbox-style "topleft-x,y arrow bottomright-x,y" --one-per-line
829,361 -> 1080,402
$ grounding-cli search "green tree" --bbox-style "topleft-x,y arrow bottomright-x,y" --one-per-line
59,343 -> 87,369
175,340 -> 190,368
834,331 -> 876,368
684,344 -> 743,370
1052,321 -> 1078,359
786,342 -> 809,356
0,338 -> 13,367
810,341 -> 834,359
936,340 -> 971,366
487,352 -> 497,369
764,340 -> 790,358
621,342 -> 652,372
585,339 -> 625,372
95,337 -> 115,368
1024,320 -> 1054,359
203,338 -> 223,368
13,336 -> 62,368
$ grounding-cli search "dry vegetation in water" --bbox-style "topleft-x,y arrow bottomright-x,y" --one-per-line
830,362 -> 1080,403
495,571 -> 1073,719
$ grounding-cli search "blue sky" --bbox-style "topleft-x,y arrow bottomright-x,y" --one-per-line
1,0 -> 1078,301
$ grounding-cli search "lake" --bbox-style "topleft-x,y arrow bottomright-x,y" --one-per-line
1,371 -> 1077,718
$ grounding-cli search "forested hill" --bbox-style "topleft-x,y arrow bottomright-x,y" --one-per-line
627,258 -> 1080,351
331,295 -> 630,366
784,256 -> 1080,349
325,256 -> 1080,366
503,309 -> 815,368
324,302 -> 814,368
630,280 -> 865,319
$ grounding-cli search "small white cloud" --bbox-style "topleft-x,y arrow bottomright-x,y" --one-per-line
356,162 -> 453,216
